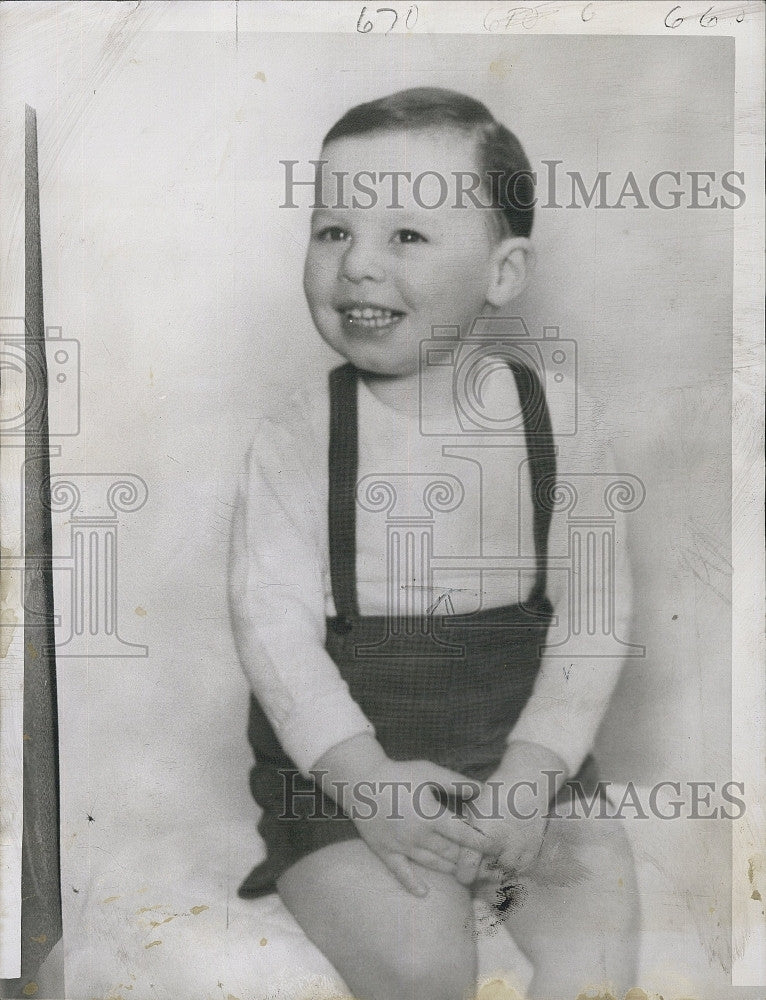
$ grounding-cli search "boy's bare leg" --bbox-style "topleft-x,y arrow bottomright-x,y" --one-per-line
277,839 -> 478,1000
490,813 -> 639,1000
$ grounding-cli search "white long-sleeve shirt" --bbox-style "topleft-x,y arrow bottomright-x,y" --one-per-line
228,364 -> 632,778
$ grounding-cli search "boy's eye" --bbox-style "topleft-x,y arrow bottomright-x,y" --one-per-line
314,226 -> 349,242
393,229 -> 427,245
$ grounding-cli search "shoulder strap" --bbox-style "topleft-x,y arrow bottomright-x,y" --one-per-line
328,363 -> 360,618
509,362 -> 557,597
328,360 -> 556,613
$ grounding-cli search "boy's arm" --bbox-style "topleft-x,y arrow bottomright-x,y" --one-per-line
227,425 -> 379,777
504,528 -> 631,782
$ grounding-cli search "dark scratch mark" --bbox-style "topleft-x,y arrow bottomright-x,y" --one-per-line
493,879 -> 526,917
473,859 -> 529,937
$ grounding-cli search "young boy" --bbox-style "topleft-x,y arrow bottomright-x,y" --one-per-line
228,88 -> 638,1000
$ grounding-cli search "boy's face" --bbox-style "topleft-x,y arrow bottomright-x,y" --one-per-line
303,128 -> 501,378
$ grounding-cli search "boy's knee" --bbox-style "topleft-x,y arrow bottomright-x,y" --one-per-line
551,812 -> 635,877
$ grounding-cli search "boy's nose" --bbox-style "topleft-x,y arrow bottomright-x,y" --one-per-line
339,241 -> 385,283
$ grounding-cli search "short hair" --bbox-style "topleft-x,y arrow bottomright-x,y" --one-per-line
323,87 -> 534,238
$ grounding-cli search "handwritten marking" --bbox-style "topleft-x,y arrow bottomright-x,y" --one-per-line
484,2 -> 565,31
357,4 -> 418,33
665,3 -> 751,28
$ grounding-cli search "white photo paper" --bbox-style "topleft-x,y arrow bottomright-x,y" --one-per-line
0,3 -> 763,999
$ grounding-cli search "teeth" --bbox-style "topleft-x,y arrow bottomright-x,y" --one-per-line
344,306 -> 400,329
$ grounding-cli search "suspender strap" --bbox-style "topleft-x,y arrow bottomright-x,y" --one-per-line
327,361 -> 557,613
508,361 -> 557,597
328,363 -> 360,619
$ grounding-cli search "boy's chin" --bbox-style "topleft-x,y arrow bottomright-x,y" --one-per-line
320,338 -> 417,378
343,355 -> 418,379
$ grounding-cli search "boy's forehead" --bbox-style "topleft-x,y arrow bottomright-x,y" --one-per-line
316,128 -> 486,218
321,128 -> 481,178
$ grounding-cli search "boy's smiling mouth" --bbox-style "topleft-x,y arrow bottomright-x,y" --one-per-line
337,302 -> 406,333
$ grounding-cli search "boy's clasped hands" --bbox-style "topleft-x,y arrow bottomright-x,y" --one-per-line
316,733 -> 567,898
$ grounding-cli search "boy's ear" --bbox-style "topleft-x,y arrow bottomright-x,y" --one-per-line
486,237 -> 535,308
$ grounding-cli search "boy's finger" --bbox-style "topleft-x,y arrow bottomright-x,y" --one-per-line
421,831 -> 460,862
385,852 -> 429,897
436,814 -> 488,852
478,855 -> 514,884
503,847 -> 537,875
408,847 -> 457,875
455,847 -> 482,886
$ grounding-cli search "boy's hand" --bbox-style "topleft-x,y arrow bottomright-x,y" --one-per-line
348,757 -> 488,896
454,779 -> 548,886
313,734 -> 486,897
454,740 -> 569,887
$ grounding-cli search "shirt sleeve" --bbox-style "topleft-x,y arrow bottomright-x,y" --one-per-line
508,390 -> 633,778
228,419 -> 376,777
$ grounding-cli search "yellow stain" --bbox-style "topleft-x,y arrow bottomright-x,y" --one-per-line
624,990 -> 650,1000
145,939 -> 162,949
22,984 -> 38,997
0,607 -> 19,659
752,889 -> 762,901
135,606 -> 147,617
254,71 -> 266,82
190,905 -> 208,915
488,58 -> 512,80
259,937 -> 267,946
30,934 -> 46,944
102,896 -> 120,904
475,980 -> 523,1000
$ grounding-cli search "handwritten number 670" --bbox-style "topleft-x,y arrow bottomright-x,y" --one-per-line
357,5 -> 419,33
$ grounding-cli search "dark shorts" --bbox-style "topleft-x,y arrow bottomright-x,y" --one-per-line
238,602 -> 599,899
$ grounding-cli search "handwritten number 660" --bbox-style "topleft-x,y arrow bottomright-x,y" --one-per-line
665,5 -> 746,28
357,5 -> 419,33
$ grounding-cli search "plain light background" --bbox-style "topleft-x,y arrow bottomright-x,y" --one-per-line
1,5 -> 738,995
